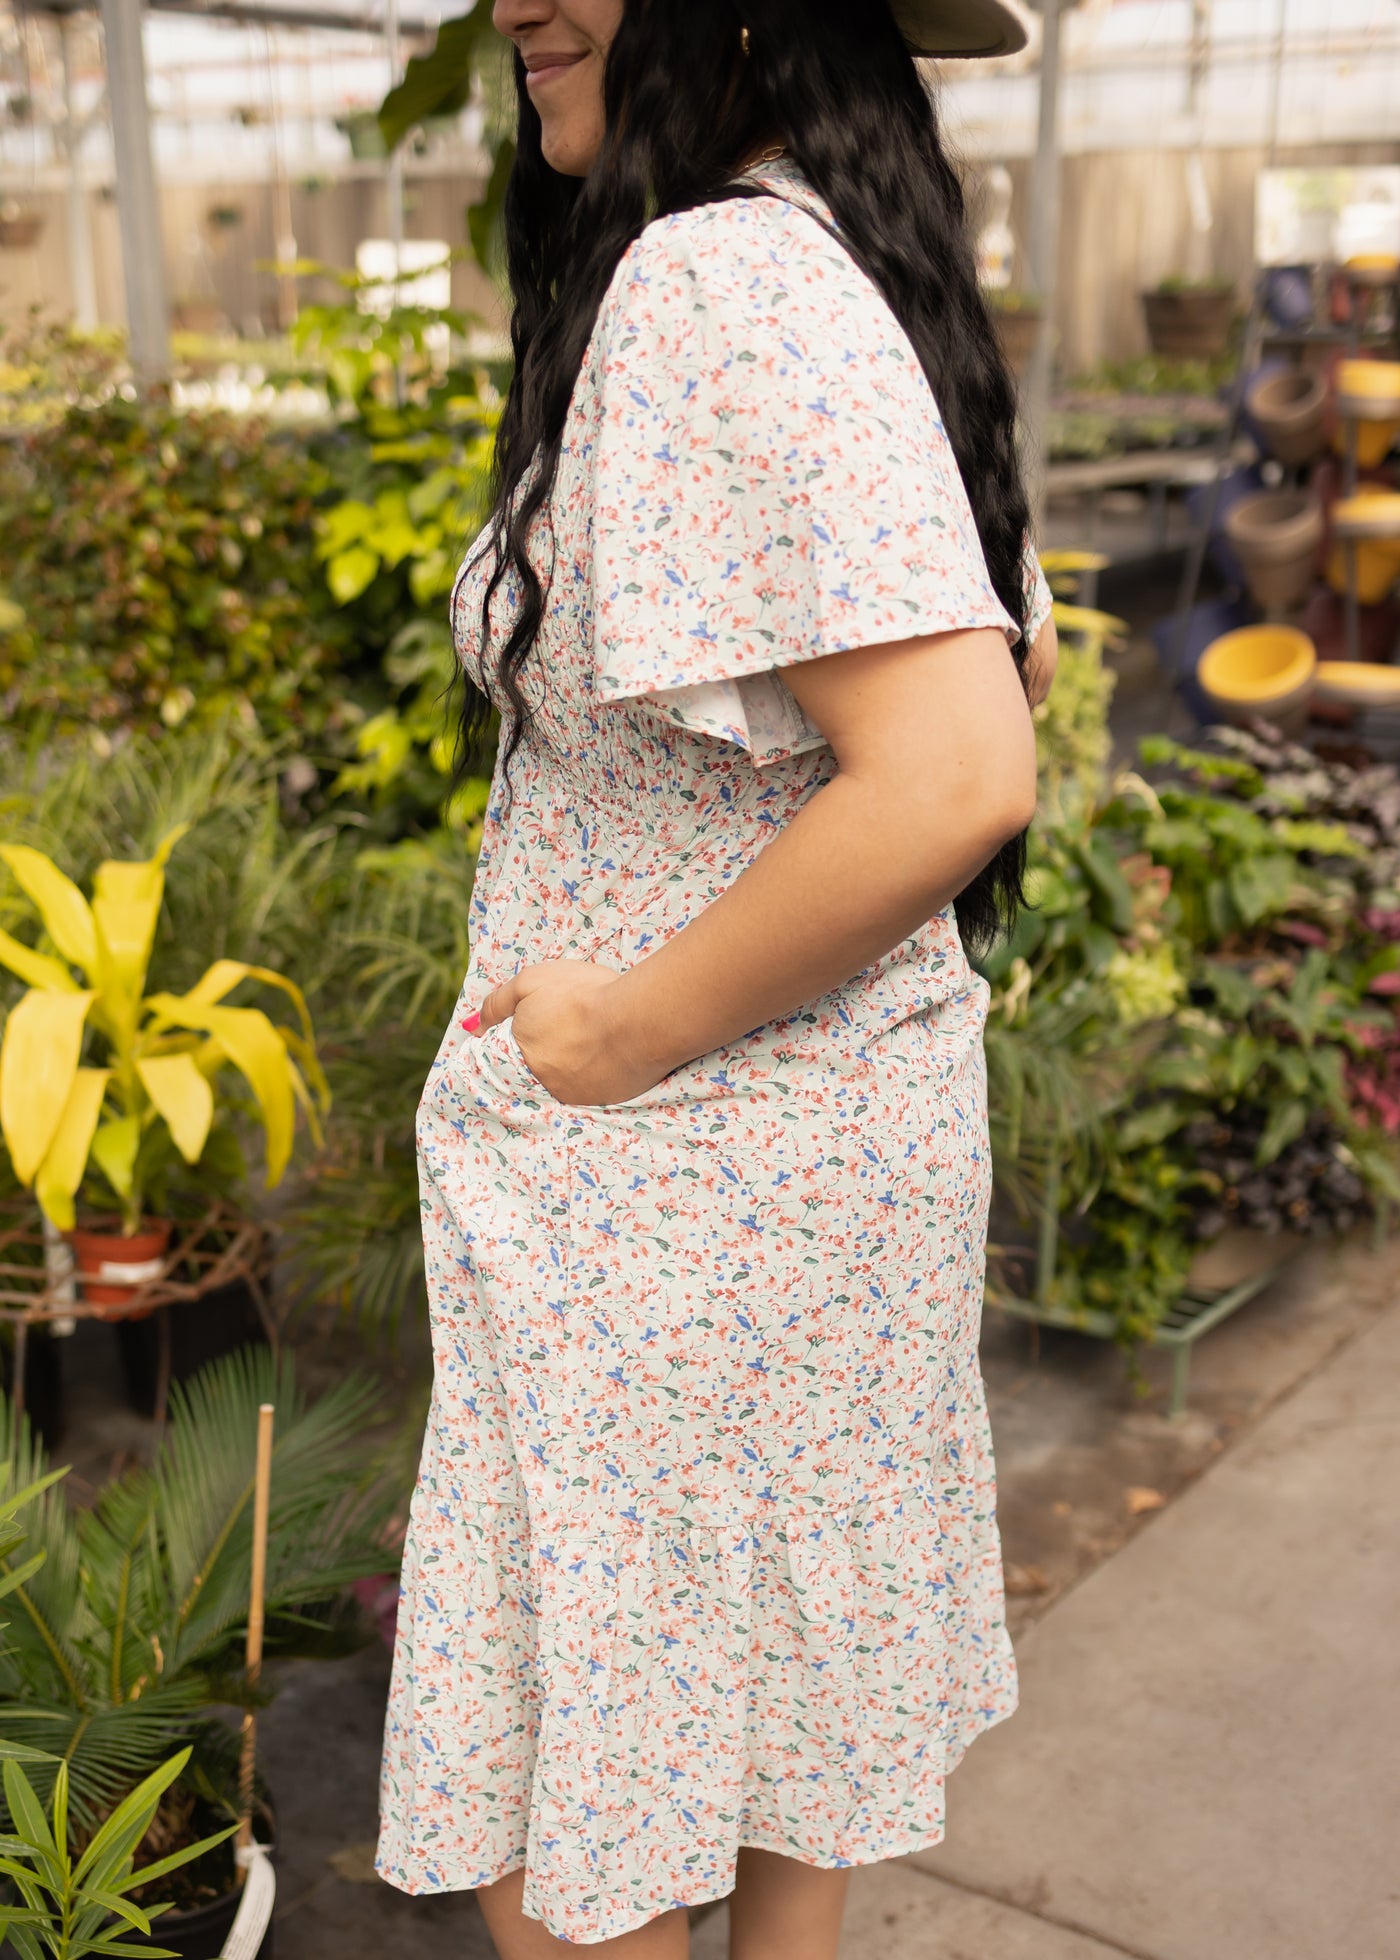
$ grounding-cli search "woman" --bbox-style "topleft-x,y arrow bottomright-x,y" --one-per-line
377,1 -> 1057,1954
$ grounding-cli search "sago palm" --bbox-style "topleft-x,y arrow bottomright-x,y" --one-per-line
0,1347 -> 397,1826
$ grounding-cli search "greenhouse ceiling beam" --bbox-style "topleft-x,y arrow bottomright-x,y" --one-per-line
153,0 -> 436,34
99,0 -> 170,387
23,0 -> 437,37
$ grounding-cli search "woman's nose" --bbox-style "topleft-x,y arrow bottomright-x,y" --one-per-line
493,0 -> 556,37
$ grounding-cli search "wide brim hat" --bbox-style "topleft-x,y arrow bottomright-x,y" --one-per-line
892,0 -> 1029,57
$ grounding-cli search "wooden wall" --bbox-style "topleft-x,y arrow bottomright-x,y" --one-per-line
1000,139 -> 1400,379
1,137 -> 1397,374
0,163 -> 498,348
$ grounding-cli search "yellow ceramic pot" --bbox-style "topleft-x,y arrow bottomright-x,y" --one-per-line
1326,489 -> 1400,604
1345,253 -> 1399,291
1313,662 -> 1400,709
1198,625 -> 1317,733
1334,360 -> 1400,469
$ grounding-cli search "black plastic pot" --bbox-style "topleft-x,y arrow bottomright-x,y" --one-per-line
114,1276 -> 270,1419
134,1875 -> 275,1960
0,1324 -> 65,1452
127,1803 -> 276,1959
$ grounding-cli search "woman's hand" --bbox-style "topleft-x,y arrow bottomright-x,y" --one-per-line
465,959 -> 666,1107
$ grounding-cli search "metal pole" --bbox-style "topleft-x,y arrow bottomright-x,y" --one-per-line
59,17 -> 98,332
385,0 -> 404,298
1024,0 -> 1064,529
265,28 -> 298,332
1265,0 -> 1287,166
98,0 -> 170,387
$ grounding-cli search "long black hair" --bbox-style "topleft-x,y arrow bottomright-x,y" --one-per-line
463,0 -> 1033,951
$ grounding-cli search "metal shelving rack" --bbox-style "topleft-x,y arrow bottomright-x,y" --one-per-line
1171,262 -> 1400,694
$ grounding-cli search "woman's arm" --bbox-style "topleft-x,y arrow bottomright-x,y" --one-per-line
473,622 -> 1038,1105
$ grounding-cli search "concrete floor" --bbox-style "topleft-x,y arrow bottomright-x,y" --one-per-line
906,1290 -> 1400,1960
239,1228 -> 1395,1959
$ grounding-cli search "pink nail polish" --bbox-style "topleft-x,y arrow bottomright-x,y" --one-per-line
461,1010 -> 481,1033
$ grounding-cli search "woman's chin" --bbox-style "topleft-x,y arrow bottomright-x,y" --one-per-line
540,125 -> 604,179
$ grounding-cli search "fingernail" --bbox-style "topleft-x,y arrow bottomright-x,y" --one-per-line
461,1010 -> 481,1033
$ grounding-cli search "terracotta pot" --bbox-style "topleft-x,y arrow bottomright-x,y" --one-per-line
1246,368 -> 1327,466
1141,287 -> 1234,359
67,1218 -> 172,1320
991,306 -> 1042,379
1223,490 -> 1324,613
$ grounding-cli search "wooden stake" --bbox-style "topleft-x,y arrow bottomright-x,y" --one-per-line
236,1402 -> 275,1871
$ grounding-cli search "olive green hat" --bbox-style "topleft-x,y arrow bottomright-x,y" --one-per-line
892,0 -> 1029,57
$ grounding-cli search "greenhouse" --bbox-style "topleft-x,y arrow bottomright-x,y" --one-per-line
0,2 -> 1397,1957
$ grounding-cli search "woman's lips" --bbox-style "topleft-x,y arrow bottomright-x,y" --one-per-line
524,52 -> 586,88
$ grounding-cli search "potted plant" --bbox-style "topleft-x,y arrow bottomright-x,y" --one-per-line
172,297 -> 228,334
335,109 -> 387,160
0,199 -> 44,251
1142,275 -> 1236,359
0,1348 -> 396,1954
0,1441 -> 237,1960
0,1751 -> 241,1960
986,288 -> 1044,380
0,828 -> 327,1319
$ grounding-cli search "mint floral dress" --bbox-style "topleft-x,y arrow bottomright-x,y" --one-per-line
376,159 -> 1053,1945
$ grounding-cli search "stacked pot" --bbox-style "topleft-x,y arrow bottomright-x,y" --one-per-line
1230,367 -> 1331,621
1200,328 -> 1400,728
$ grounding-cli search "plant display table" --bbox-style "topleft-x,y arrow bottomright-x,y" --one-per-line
0,1201 -> 273,1427
991,1150 -> 1294,1418
996,1265 -> 1285,1419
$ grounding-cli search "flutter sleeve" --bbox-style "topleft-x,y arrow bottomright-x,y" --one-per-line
1024,537 -> 1055,648
586,198 -> 1026,765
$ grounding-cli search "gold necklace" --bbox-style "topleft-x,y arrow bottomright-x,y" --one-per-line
747,143 -> 787,168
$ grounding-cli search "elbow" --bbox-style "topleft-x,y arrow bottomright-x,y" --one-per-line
982,726 -> 1040,845
996,768 -> 1039,843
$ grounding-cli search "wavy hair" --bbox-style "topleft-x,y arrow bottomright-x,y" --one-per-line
462,0 -> 1033,950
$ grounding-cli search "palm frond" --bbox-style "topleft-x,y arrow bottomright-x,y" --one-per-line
0,1402 -> 93,1710
1,1346 -> 392,1831
148,1348 -> 393,1675
3,1687 -> 205,1829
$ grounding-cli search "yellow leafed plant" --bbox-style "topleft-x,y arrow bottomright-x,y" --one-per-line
0,829 -> 328,1234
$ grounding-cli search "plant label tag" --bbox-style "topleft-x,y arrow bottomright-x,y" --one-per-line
97,1257 -> 166,1284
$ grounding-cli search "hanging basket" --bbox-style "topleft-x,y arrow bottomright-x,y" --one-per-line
0,211 -> 44,250
991,303 -> 1044,379
1142,286 -> 1234,359
337,110 -> 387,161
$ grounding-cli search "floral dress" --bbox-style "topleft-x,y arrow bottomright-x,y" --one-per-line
376,158 -> 1053,1945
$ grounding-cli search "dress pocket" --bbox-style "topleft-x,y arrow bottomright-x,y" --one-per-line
487,1015 -> 681,1115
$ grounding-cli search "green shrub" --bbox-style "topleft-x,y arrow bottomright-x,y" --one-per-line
0,389 -> 361,742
